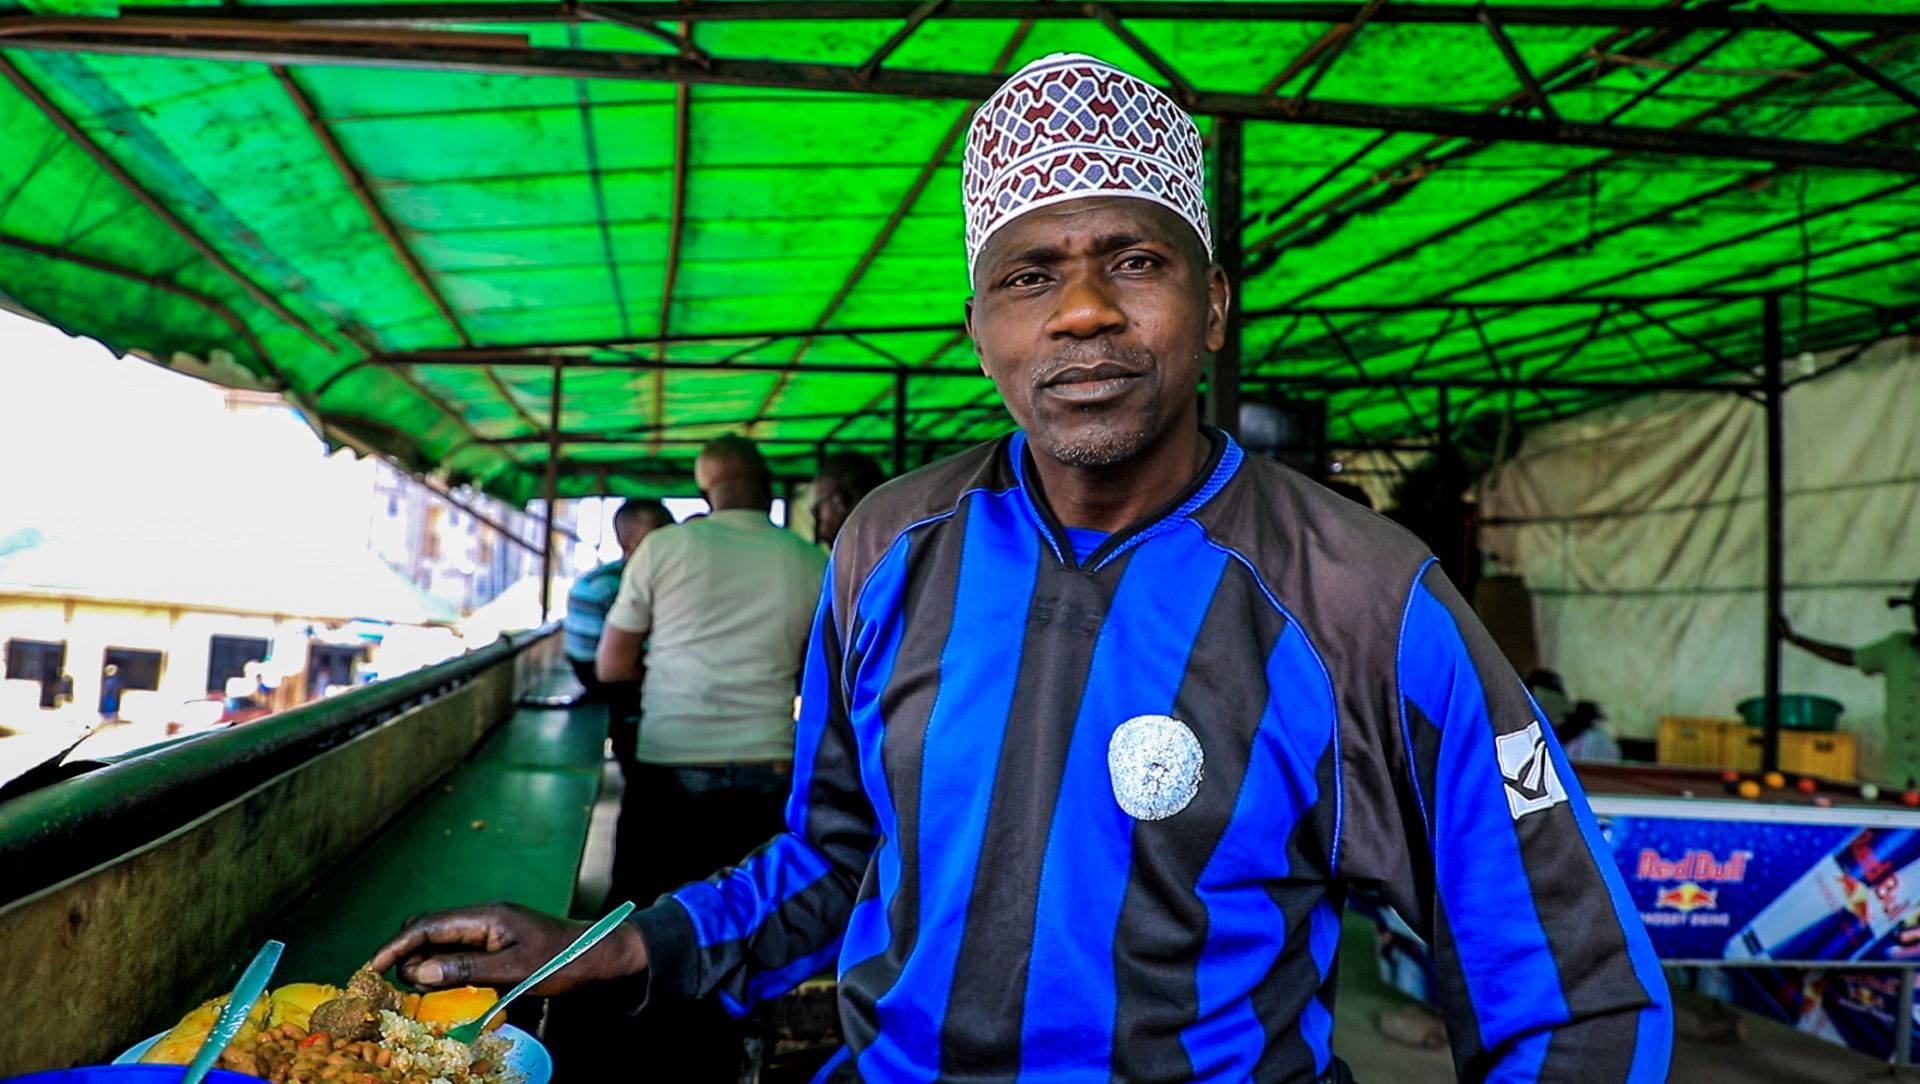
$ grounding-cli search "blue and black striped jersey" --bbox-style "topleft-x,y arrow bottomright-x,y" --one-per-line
631,429 -> 1672,1083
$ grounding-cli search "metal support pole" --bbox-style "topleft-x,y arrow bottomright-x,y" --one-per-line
1762,294 -> 1785,775
892,370 -> 909,476
539,355 -> 563,620
1205,116 -> 1244,437
1898,966 -> 1916,1067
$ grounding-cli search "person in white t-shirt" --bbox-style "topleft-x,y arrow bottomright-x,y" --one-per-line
593,433 -> 826,1078
1779,580 -> 1920,786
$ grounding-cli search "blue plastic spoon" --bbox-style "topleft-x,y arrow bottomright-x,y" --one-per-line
446,901 -> 635,1044
182,940 -> 284,1084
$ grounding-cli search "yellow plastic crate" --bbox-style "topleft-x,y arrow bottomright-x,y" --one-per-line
1657,716 -> 1744,768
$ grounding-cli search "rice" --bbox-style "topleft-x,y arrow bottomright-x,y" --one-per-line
377,1010 -> 518,1084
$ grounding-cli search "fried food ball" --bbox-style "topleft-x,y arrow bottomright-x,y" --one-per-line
309,995 -> 381,1041
347,966 -> 403,1013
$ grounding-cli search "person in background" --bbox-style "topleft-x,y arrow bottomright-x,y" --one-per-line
1527,667 -> 1571,733
591,434 -> 827,1078
98,663 -> 123,721
565,498 -> 673,699
1559,699 -> 1622,763
809,450 -> 886,550
1780,579 -> 1920,785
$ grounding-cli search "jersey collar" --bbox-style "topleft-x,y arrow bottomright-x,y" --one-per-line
1007,425 -> 1244,572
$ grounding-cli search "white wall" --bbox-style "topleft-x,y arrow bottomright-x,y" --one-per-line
1479,336 -> 1919,770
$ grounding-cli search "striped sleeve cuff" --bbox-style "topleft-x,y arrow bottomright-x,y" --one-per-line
620,899 -> 699,1014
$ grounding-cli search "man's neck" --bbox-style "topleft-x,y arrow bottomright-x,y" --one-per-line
1025,419 -> 1208,534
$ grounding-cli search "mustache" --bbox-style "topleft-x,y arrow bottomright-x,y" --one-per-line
1029,342 -> 1158,388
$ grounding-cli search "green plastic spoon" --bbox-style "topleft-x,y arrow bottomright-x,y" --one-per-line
445,900 -> 635,1044
182,939 -> 285,1084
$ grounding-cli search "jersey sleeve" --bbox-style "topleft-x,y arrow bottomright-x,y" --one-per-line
1368,560 -> 1672,1083
626,559 -> 874,1016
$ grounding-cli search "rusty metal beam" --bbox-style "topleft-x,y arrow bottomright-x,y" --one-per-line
1477,2 -> 1559,125
100,4 -> 1920,34
1244,3 -> 1815,260
272,66 -> 469,348
0,231 -> 276,372
655,78 -> 691,450
1763,5 -> 1920,119
9,35 -> 1919,173
748,21 -> 1031,431
268,67 -> 559,445
0,55 -> 338,354
1284,0 -> 1389,113
856,0 -> 947,82
1087,3 -> 1196,106
578,2 -> 710,63
539,354 -> 562,616
1254,35 -> 1896,306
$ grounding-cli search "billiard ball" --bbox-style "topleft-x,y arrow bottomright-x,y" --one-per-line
1738,780 -> 1762,799
1862,783 -> 1882,801
1796,778 -> 1818,794
1721,769 -> 1741,784
1902,790 -> 1919,808
1814,796 -> 1834,808
1764,771 -> 1786,789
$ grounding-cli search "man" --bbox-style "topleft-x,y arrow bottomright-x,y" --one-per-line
564,498 -> 672,699
810,450 -> 886,550
592,434 -> 827,1076
1780,580 -> 1920,784
372,55 -> 1670,1083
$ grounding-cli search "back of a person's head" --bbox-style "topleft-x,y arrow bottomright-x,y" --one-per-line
696,434 -> 772,509
815,451 -> 887,504
616,498 -> 672,532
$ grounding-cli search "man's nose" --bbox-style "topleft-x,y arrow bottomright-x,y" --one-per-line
1046,268 -> 1125,340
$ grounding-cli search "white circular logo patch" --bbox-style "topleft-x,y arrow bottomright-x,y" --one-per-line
1107,714 -> 1204,821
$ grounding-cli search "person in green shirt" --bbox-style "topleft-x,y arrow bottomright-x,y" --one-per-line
1779,579 -> 1920,784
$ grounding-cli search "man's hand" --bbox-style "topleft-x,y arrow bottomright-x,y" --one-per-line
365,902 -> 649,994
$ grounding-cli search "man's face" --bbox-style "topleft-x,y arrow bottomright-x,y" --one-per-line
811,478 -> 851,548
965,197 -> 1227,469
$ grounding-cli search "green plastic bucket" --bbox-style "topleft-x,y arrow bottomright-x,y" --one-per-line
1737,694 -> 1844,732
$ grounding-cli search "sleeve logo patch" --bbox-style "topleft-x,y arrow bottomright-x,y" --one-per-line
1496,720 -> 1568,821
1108,714 -> 1204,821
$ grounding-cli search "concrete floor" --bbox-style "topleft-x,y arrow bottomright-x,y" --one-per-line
1330,910 -> 1920,1083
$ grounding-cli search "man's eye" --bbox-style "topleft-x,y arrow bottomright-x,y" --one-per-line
1116,254 -> 1160,272
1004,271 -> 1049,289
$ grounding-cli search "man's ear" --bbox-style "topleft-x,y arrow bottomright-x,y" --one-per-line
1205,265 -> 1230,354
964,298 -> 985,375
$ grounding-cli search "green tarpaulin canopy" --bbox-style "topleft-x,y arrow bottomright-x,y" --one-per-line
2,1 -> 1917,500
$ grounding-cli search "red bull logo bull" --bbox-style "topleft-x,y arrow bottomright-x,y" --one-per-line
1656,881 -> 1719,913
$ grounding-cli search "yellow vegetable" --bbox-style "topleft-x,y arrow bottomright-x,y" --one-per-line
140,993 -> 268,1064
412,987 -> 503,1031
266,983 -> 340,1031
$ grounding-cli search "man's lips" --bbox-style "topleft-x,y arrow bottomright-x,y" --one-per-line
1040,360 -> 1147,387
1037,360 -> 1148,405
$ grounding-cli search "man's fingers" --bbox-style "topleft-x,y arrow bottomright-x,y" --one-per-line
400,949 -> 538,990
400,952 -> 473,988
366,927 -> 431,975
366,908 -> 514,974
